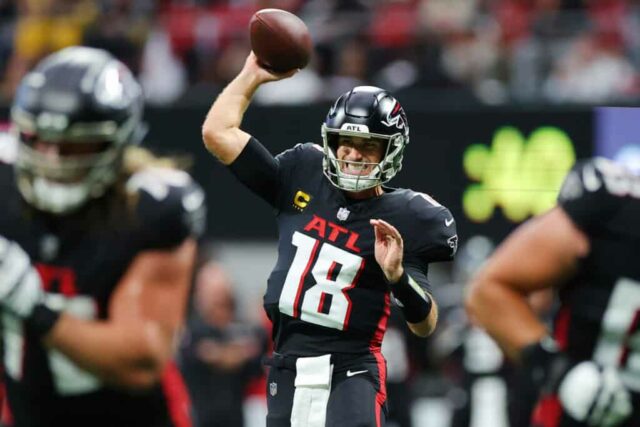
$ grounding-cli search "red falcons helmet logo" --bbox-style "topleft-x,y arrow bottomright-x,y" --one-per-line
381,100 -> 406,130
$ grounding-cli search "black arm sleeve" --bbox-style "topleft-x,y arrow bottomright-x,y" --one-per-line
404,259 -> 431,294
227,137 -> 280,206
389,258 -> 433,323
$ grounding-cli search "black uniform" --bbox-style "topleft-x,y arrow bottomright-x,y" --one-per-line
229,140 -> 456,427
0,153 -> 205,427
533,158 -> 640,427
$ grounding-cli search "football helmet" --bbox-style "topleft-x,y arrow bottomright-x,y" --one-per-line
11,46 -> 144,214
322,86 -> 409,192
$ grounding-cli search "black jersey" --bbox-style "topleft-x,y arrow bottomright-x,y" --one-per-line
557,157 -> 640,393
0,140 -> 205,427
230,141 -> 456,357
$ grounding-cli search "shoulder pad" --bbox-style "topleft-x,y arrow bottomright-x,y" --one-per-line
310,143 -> 323,152
275,142 -> 321,163
127,168 -> 206,248
559,157 -> 637,201
406,192 -> 457,261
558,158 -> 635,230
412,192 -> 442,208
274,143 -> 323,183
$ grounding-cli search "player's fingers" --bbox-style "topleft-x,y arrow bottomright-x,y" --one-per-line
247,51 -> 264,69
371,219 -> 382,235
374,219 -> 402,239
374,218 -> 397,233
372,223 -> 393,247
265,67 -> 299,80
377,223 -> 403,251
372,222 -> 383,242
282,68 -> 299,78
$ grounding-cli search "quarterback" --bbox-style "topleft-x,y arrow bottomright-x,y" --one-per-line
203,52 -> 457,427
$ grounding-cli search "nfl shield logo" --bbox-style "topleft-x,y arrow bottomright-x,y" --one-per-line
337,207 -> 350,221
269,382 -> 277,396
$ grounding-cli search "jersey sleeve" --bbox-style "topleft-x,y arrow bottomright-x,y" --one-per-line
407,193 -> 458,263
402,260 -> 431,295
227,137 -> 280,206
557,157 -> 627,232
128,168 -> 207,250
227,138 -> 318,211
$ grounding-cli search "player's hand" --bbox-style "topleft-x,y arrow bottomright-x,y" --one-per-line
243,52 -> 298,84
370,219 -> 404,283
558,361 -> 631,427
0,236 -> 45,318
523,338 -> 632,427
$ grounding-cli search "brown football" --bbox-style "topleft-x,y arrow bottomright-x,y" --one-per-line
249,8 -> 312,73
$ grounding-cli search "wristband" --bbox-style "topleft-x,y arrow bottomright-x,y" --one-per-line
27,303 -> 61,338
521,336 -> 570,393
388,271 -> 432,323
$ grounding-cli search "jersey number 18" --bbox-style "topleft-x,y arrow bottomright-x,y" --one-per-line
279,232 -> 365,330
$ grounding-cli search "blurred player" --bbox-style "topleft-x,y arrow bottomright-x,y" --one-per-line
202,52 -> 457,427
467,157 -> 640,427
437,236 -> 553,427
0,46 -> 205,427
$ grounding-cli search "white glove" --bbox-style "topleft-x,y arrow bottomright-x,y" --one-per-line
558,361 -> 632,427
0,236 -> 45,318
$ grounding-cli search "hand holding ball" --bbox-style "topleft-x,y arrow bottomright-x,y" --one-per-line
249,9 -> 312,73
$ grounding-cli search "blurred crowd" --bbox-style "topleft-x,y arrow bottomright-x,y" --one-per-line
1,0 -> 640,106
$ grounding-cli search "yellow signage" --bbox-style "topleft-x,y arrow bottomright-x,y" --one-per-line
463,126 -> 576,223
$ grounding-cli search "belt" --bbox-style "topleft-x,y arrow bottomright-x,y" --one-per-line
263,352 -> 376,371
264,353 -> 298,370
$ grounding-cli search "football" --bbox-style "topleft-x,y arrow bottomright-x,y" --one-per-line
249,8 -> 312,73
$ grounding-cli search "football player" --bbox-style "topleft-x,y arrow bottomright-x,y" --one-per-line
0,46 -> 205,427
466,157 -> 640,427
202,52 -> 457,427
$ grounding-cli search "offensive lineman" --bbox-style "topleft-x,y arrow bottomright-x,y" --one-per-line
467,158 -> 640,427
0,47 -> 205,427
202,52 -> 457,427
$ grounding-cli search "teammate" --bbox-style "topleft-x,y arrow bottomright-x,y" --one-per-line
466,157 -> 640,427
202,52 -> 457,427
0,46 -> 205,427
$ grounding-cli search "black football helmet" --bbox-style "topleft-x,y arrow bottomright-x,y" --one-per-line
11,46 -> 144,214
322,86 -> 409,192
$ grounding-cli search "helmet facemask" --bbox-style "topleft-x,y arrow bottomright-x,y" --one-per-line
322,124 -> 407,192
12,110 -> 139,215
15,140 -> 122,215
320,86 -> 410,193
